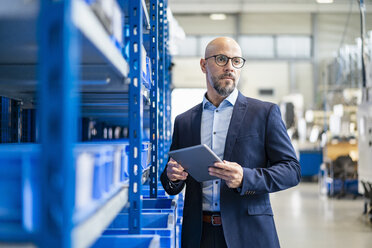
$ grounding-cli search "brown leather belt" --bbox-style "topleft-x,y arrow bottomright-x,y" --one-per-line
203,212 -> 222,226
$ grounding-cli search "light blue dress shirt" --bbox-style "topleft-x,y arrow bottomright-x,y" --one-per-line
201,88 -> 238,212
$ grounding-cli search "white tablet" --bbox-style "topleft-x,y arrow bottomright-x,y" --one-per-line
168,144 -> 222,182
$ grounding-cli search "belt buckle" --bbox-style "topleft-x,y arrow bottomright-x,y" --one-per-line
211,214 -> 221,226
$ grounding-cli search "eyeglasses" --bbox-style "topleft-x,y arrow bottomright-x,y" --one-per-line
205,54 -> 246,69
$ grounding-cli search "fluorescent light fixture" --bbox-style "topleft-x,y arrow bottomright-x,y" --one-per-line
316,0 -> 334,3
209,13 -> 226,21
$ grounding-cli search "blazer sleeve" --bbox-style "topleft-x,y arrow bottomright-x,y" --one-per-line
160,116 -> 186,195
239,104 -> 301,195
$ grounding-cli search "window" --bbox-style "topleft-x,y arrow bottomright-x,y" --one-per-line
239,36 -> 274,58
277,36 -> 311,58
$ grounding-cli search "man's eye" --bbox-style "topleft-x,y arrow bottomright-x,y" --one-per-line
233,58 -> 241,64
217,56 -> 227,62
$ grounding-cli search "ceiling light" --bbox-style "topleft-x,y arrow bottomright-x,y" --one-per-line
316,0 -> 334,3
209,14 -> 226,21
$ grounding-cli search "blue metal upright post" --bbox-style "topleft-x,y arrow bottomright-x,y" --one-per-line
22,109 -> 35,143
38,0 -> 79,247
164,4 -> 172,153
0,97 -> 9,143
128,0 -> 144,234
16,101 -> 21,143
149,0 -> 159,198
158,0 -> 166,172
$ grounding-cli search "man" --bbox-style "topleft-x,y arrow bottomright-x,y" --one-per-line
160,37 -> 301,248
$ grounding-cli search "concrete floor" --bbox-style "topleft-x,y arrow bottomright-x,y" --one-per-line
271,182 -> 372,248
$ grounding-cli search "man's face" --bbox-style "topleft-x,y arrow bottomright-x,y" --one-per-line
202,43 -> 242,97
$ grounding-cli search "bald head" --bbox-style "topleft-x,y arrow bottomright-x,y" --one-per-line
200,37 -> 243,103
204,37 -> 242,58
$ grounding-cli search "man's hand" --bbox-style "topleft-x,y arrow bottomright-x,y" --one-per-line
166,158 -> 188,182
209,160 -> 243,188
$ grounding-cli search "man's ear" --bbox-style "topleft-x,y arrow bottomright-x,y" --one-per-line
200,58 -> 206,73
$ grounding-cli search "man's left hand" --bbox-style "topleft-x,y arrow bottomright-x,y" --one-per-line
209,160 -> 243,188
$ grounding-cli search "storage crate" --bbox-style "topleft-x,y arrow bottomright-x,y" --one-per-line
325,178 -> 359,196
120,199 -> 177,216
108,212 -> 175,248
110,212 -> 174,229
0,144 -> 40,241
76,142 -> 129,200
299,149 -> 323,177
85,139 -> 150,182
118,198 -> 178,247
92,234 -> 160,248
0,142 -> 130,237
326,177 -> 343,195
75,144 -> 115,201
344,179 -> 359,195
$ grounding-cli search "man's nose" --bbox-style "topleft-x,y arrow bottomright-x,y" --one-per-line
224,59 -> 235,72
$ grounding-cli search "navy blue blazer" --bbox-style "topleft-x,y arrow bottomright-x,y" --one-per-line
161,92 -> 301,248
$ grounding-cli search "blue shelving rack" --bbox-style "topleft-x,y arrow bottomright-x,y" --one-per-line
128,0 -> 145,234
0,0 -> 175,247
38,1 -> 79,247
164,9 -> 172,158
158,0 -> 166,173
149,0 -> 160,200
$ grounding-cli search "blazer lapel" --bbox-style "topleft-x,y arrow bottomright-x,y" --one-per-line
191,103 -> 203,146
223,92 -> 248,161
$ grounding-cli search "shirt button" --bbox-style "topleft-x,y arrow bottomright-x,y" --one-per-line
215,203 -> 218,206
213,132 -> 216,135
216,110 -> 219,112
215,181 -> 218,184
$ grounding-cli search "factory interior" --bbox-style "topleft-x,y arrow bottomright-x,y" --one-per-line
0,0 -> 372,247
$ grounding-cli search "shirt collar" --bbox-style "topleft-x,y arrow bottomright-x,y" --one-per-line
203,88 -> 239,109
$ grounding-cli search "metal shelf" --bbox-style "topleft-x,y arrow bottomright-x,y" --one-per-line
72,0 -> 129,77
72,185 -> 129,248
0,0 -> 129,88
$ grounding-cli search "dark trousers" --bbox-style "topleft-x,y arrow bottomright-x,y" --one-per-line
200,221 -> 228,248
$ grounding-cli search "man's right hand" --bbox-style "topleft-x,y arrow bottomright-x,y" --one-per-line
167,158 -> 188,182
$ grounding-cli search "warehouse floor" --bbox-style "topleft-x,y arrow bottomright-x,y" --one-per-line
271,183 -> 372,248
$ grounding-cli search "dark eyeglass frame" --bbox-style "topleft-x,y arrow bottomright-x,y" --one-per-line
205,54 -> 246,69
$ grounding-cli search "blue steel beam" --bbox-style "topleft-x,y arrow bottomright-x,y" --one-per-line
38,0 -> 79,247
16,101 -> 21,143
164,4 -> 172,153
0,97 -> 9,143
128,0 -> 144,234
22,109 -> 36,143
158,0 -> 166,172
149,0 -> 159,198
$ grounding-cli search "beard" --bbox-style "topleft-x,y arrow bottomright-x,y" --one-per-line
210,73 -> 236,97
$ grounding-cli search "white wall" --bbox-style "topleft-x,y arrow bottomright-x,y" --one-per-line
239,61 -> 289,104
175,15 -> 236,35
240,13 -> 311,35
172,57 -> 205,88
